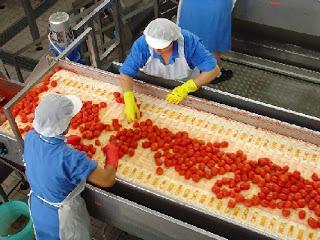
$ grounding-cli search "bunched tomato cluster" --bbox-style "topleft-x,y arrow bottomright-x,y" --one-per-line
104,118 -> 320,229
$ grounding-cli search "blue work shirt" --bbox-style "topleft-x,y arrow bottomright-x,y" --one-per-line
120,29 -> 217,78
23,130 -> 97,240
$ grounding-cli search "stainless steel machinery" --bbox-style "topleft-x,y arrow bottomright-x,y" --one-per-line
1,59 -> 320,240
1,28 -> 320,240
1,1 -> 320,240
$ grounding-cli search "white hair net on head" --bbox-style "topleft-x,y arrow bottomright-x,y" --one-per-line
143,18 -> 181,49
32,93 -> 82,137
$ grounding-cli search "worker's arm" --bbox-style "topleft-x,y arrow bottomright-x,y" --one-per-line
167,30 -> 220,104
193,65 -> 220,87
119,73 -> 134,92
87,143 -> 119,188
119,36 -> 150,122
119,35 -> 150,92
166,66 -> 220,104
88,165 -> 116,188
119,73 -> 141,122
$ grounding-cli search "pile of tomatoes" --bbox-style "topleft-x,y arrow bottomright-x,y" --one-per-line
104,118 -> 320,229
113,92 -> 124,104
11,66 -> 66,134
12,72 -> 55,134
70,101 -> 108,138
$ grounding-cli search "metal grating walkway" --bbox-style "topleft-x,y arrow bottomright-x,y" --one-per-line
209,61 -> 320,118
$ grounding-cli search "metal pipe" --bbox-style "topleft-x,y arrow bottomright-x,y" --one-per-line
58,27 -> 93,60
73,0 -> 112,32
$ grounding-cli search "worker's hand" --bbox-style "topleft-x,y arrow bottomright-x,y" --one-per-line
124,91 -> 140,122
66,135 -> 81,145
104,143 -> 119,169
166,79 -> 198,104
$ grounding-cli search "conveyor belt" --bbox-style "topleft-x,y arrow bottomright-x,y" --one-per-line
209,61 -> 320,118
2,58 -> 320,240
2,69 -> 319,240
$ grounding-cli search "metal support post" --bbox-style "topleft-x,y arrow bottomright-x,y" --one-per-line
0,185 -> 8,202
154,0 -> 160,18
21,0 -> 40,42
111,0 -> 126,62
13,57 -> 24,83
86,21 -> 100,68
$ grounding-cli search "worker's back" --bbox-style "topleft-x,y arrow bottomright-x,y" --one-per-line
24,129 -> 96,239
24,130 -> 85,202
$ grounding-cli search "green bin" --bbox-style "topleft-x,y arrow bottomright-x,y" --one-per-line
0,201 -> 34,240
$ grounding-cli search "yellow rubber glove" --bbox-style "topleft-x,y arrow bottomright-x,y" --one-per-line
124,91 -> 140,122
166,79 -> 198,104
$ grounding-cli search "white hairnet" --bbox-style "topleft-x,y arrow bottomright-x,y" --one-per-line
33,93 -> 82,137
143,18 -> 181,49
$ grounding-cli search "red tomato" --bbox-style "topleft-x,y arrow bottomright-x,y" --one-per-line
152,151 -> 161,159
314,207 -> 320,217
150,143 -> 159,151
113,92 -> 121,98
156,167 -> 164,175
50,80 -> 58,87
240,183 -> 250,191
99,102 -> 107,108
104,124 -> 111,131
308,200 -> 317,210
128,149 -> 135,157
95,139 -> 101,146
298,210 -> 306,220
192,174 -> 201,183
228,199 -> 236,208
67,135 -> 81,145
142,141 -> 151,148
53,66 -> 62,72
184,171 -> 192,180
145,119 -> 153,126
130,142 -> 138,149
312,173 -> 319,181
155,158 -> 162,166
219,141 -> 229,148
244,199 -> 253,207
279,174 -> 289,183
307,217 -> 319,229
281,209 -> 290,217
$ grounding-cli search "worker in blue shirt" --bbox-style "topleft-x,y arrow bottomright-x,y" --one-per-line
23,93 -> 119,240
119,18 -> 220,122
177,0 -> 236,82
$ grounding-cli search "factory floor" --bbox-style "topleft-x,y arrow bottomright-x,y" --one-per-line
0,0 -> 141,237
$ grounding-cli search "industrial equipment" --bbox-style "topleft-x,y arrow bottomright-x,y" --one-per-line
0,1 -> 320,240
1,29 -> 320,240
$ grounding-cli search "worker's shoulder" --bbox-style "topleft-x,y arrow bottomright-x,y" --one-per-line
24,129 -> 37,141
181,29 -> 200,42
132,35 -> 148,50
63,144 -> 88,161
